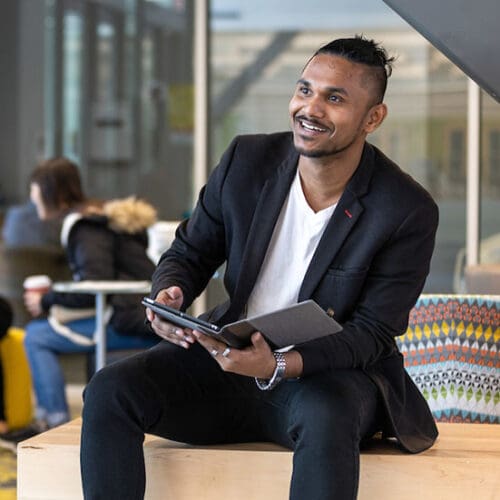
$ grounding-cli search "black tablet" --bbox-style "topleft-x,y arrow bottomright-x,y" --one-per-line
142,298 -> 343,349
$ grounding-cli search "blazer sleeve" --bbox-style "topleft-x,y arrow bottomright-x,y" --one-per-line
150,138 -> 239,309
296,200 -> 439,376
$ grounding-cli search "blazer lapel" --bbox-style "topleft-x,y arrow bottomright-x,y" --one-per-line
298,193 -> 363,300
230,150 -> 299,315
298,143 -> 375,301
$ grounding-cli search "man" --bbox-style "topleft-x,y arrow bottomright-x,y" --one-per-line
81,36 -> 438,500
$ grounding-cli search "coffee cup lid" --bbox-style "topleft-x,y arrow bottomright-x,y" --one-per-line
23,275 -> 52,289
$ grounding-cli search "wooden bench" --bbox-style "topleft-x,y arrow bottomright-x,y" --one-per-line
17,418 -> 500,499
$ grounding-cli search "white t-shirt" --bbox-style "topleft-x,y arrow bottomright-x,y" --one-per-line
246,170 -> 337,318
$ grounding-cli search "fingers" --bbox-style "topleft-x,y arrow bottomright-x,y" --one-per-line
165,286 -> 183,301
193,330 -> 214,351
146,286 -> 190,346
192,331 -> 236,369
24,291 -> 43,317
155,286 -> 184,309
150,316 -> 195,348
250,331 -> 267,349
192,330 -> 277,379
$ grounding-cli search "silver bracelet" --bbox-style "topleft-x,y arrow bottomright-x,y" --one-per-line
255,352 -> 286,391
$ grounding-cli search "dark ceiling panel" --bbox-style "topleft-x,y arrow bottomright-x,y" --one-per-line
383,0 -> 500,102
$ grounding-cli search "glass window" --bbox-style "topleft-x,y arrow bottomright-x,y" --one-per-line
2,0 -> 499,315
480,92 -> 500,266
0,0 -> 196,325
208,0 -> 474,301
488,130 -> 500,186
44,0 -> 195,220
62,11 -> 83,162
449,130 -> 465,183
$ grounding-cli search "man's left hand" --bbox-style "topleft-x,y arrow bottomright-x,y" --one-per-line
192,330 -> 277,379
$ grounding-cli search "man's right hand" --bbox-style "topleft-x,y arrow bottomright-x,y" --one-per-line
145,286 -> 195,348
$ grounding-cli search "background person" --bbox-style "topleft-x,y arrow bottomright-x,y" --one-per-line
1,158 -> 159,448
2,200 -> 61,250
0,198 -> 65,326
81,36 -> 439,500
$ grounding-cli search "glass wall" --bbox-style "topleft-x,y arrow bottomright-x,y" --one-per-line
1,0 -> 499,315
0,0 -> 198,323
480,91 -> 500,264
208,0 -> 500,305
43,0 -> 196,219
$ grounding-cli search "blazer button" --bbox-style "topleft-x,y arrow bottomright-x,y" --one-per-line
326,307 -> 335,317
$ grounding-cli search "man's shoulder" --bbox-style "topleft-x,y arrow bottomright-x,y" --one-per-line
230,131 -> 293,158
357,144 -> 438,230
62,211 -> 109,247
218,132 -> 295,181
370,144 -> 437,208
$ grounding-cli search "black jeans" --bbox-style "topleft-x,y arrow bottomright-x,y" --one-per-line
80,341 -> 381,500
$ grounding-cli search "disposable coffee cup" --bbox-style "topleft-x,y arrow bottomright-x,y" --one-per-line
23,275 -> 52,294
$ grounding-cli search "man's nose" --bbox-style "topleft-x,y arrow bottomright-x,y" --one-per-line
303,95 -> 325,117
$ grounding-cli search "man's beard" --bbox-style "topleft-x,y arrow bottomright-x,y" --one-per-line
294,136 -> 357,158
293,119 -> 365,159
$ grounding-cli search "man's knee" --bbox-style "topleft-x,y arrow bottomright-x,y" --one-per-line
290,380 -> 365,441
83,356 -> 156,428
297,394 -> 353,430
85,360 -> 133,400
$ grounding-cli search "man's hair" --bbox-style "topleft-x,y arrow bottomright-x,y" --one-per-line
314,35 -> 395,104
30,157 -> 85,213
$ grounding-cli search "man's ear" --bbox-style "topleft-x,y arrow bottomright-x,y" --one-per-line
364,103 -> 388,133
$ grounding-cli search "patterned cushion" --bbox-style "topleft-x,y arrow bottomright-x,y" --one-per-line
396,294 -> 499,424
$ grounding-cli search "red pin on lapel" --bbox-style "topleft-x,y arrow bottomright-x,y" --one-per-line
344,209 -> 353,218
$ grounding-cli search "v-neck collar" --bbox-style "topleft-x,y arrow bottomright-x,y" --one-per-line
293,170 -> 337,222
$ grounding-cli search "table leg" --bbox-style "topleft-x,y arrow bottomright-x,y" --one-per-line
94,292 -> 107,372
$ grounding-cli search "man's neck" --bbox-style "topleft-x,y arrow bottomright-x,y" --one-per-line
297,148 -> 363,213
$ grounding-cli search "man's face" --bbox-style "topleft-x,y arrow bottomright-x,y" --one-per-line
289,53 -> 382,159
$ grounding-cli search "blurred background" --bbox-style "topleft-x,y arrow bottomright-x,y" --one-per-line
0,0 -> 499,313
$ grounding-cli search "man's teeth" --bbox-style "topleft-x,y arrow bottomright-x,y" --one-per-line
300,120 -> 326,132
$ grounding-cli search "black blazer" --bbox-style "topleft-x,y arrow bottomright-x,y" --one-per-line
152,132 -> 439,453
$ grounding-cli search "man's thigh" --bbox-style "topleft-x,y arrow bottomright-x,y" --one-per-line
258,368 -> 382,449
128,341 -> 266,445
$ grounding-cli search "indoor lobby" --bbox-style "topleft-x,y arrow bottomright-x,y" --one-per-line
0,0 -> 498,498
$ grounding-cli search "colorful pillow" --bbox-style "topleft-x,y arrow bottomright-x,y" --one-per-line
397,294 -> 499,424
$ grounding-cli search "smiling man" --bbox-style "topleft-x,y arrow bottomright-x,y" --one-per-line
81,36 -> 439,500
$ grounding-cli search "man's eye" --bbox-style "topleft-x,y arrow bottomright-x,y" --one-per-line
299,86 -> 310,95
329,95 -> 340,102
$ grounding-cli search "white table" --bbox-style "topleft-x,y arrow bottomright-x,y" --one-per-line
53,280 -> 151,372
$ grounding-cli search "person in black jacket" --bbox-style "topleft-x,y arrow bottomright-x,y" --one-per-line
10,158 -> 159,442
81,36 -> 439,500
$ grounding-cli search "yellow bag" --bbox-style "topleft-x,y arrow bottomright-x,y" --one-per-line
0,328 -> 33,429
